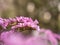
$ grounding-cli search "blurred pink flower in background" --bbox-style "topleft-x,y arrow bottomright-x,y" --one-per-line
0,30 -> 49,45
1,29 -> 60,45
40,29 -> 60,45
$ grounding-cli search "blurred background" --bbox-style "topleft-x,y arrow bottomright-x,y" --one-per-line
0,0 -> 60,33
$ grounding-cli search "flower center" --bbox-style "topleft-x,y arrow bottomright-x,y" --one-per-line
0,26 -> 3,33
6,22 -> 17,30
15,26 -> 36,36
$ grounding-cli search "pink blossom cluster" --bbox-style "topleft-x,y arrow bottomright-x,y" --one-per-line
0,16 -> 40,31
0,16 -> 60,45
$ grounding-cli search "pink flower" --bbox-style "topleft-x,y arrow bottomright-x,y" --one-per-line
40,29 -> 59,45
0,16 -> 59,45
0,30 -> 50,45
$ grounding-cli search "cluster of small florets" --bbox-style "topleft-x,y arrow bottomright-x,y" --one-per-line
0,16 -> 60,45
0,16 -> 40,32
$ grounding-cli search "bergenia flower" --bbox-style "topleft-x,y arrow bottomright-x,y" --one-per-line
4,16 -> 40,31
0,16 -> 60,45
0,16 -> 41,45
